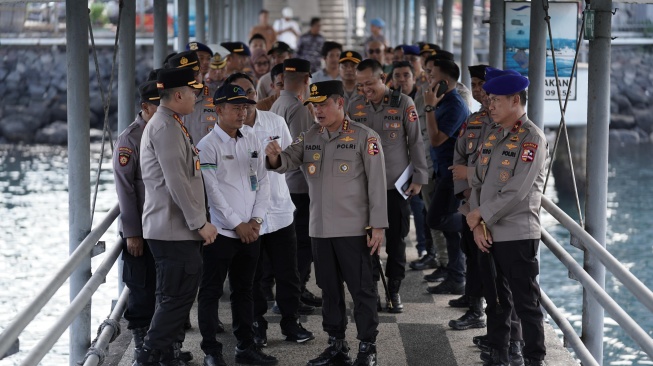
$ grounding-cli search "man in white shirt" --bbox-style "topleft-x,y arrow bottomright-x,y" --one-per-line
224,72 -> 316,348
196,84 -> 277,366
273,7 -> 301,50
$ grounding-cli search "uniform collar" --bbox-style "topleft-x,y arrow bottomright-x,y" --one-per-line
213,123 -> 244,142
280,90 -> 301,101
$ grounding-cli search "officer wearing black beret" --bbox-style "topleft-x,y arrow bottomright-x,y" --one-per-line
186,41 -> 214,75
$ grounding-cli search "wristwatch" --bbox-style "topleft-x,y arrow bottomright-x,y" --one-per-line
424,105 -> 435,113
253,217 -> 264,225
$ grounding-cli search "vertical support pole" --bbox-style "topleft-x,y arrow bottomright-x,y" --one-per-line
489,0 -> 504,68
67,0 -> 90,365
413,0 -> 421,43
426,0 -> 436,43
441,0 -> 453,52
153,0 -> 168,68
461,0 -> 474,87
385,0 -> 392,46
178,0 -> 189,51
395,0 -> 402,46
527,0 -> 546,129
118,0 -> 136,135
583,1 -> 611,364
196,0 -> 205,43
207,0 -> 216,44
216,0 -> 224,43
403,0 -> 411,44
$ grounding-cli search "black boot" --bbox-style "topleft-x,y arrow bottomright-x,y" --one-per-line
509,340 -> 525,366
481,347 -> 509,366
448,294 -> 470,308
173,341 -> 193,363
352,342 -> 377,366
306,336 -> 351,366
159,345 -> 188,366
131,327 -> 148,362
132,346 -> 160,366
409,253 -> 438,270
448,296 -> 486,330
387,279 -> 404,313
523,357 -> 545,366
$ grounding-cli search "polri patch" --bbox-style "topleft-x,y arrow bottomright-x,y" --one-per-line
407,105 -> 418,122
307,163 -> 317,175
367,137 -> 380,156
521,142 -> 538,162
118,152 -> 130,166
118,146 -> 133,154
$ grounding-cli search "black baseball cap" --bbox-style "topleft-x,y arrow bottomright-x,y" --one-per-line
283,58 -> 312,77
304,80 -> 344,105
156,68 -> 203,90
213,84 -> 257,105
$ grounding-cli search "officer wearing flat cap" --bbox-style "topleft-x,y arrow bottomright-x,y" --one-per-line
135,68 -> 219,366
196,84 -> 278,366
257,41 -> 294,100
266,80 -> 388,366
270,58 -> 323,309
221,41 -> 252,75
338,50 -> 363,107
205,52 -> 227,90
467,69 -> 548,366
167,51 -> 218,143
349,58 -> 429,313
113,80 -> 159,360
187,41 -> 213,76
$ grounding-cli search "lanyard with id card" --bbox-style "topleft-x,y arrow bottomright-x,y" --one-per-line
249,150 -> 259,191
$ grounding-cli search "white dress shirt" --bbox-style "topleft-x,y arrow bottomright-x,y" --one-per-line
197,124 -> 270,239
241,109 -> 296,235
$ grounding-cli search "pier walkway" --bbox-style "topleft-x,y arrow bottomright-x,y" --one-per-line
108,239 -> 576,366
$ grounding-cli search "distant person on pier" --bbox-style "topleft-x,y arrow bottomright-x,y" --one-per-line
365,40 -> 392,74
296,17 -> 325,73
363,18 -> 387,48
249,9 -> 277,51
273,7 -> 301,50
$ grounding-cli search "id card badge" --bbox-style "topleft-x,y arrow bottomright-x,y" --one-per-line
249,150 -> 259,191
249,172 -> 258,191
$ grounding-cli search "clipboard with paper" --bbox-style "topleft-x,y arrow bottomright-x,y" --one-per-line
394,163 -> 414,200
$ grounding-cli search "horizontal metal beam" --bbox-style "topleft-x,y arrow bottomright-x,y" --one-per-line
0,205 -> 120,359
21,237 -> 124,366
541,229 -> 653,358
542,196 -> 653,315
539,291 -> 599,366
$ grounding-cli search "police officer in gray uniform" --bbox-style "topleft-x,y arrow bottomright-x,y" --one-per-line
270,58 -> 323,308
348,59 -> 428,313
266,80 -> 388,366
467,69 -> 547,366
113,80 -> 159,360
167,51 -> 219,143
135,68 -> 219,366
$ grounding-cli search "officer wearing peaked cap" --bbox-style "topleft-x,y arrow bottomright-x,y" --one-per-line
222,42 -> 252,75
266,80 -> 388,366
113,80 -> 159,360
467,70 -> 547,366
135,67 -> 218,366
339,50 -> 363,107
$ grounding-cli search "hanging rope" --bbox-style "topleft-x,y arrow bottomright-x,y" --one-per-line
541,0 -> 589,228
88,0 -> 123,223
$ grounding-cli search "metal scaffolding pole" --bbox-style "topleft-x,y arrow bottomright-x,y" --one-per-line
216,0 -> 224,43
403,0 -> 411,44
178,0 -> 189,50
196,0 -> 206,43
207,0 -> 216,43
153,0 -> 168,68
384,0 -> 392,46
118,0 -> 135,135
527,0 -> 546,129
67,0 -> 91,364
488,0 -> 504,68
413,0 -> 421,43
461,0 -> 473,87
426,0 -> 436,43
583,1 -> 611,364
441,0 -> 453,52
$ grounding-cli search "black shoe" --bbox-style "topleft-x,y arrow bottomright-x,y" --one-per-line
448,294 -> 470,308
133,346 -> 160,366
234,344 -> 278,365
481,348 -> 509,366
301,289 -> 323,307
477,337 -> 492,352
131,327 -> 148,362
173,342 -> 193,363
387,279 -> 404,313
448,309 -> 487,330
262,286 -> 275,302
159,346 -> 189,366
424,266 -> 448,282
203,352 -> 227,366
253,321 -> 268,347
473,334 -> 488,346
351,342 -> 377,366
216,318 -> 225,334
306,337 -> 351,366
427,278 -> 465,295
281,321 -> 315,343
524,358 -> 545,366
509,341 -> 525,366
409,254 -> 438,270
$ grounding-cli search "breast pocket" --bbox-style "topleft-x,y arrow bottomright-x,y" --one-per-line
382,122 -> 402,145
497,167 -> 513,185
332,150 -> 359,180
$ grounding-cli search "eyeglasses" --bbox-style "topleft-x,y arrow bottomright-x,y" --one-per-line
367,48 -> 382,54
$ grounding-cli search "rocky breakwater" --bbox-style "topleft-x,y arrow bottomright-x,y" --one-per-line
609,46 -> 653,145
0,45 -> 155,144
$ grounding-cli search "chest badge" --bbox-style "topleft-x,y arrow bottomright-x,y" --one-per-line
488,134 -> 496,141
467,132 -> 476,139
501,160 -> 510,166
340,136 -> 355,142
468,141 -> 474,150
505,143 -> 518,150
484,141 -> 494,148
339,163 -> 350,173
307,163 -> 317,175
387,109 -> 399,115
499,170 -> 510,182
510,135 -> 520,142
313,153 -> 321,161
481,156 -> 490,165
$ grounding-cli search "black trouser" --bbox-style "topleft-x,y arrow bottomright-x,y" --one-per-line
312,236 -> 379,342
384,189 -> 410,280
144,240 -> 202,351
291,193 -> 312,288
426,176 -> 465,283
253,223 -> 302,328
460,220 -> 482,298
198,234 -> 260,353
484,239 -> 545,360
121,235 -> 157,330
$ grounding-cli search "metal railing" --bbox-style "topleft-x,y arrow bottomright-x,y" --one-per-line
540,196 -> 653,362
0,204 -> 126,365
